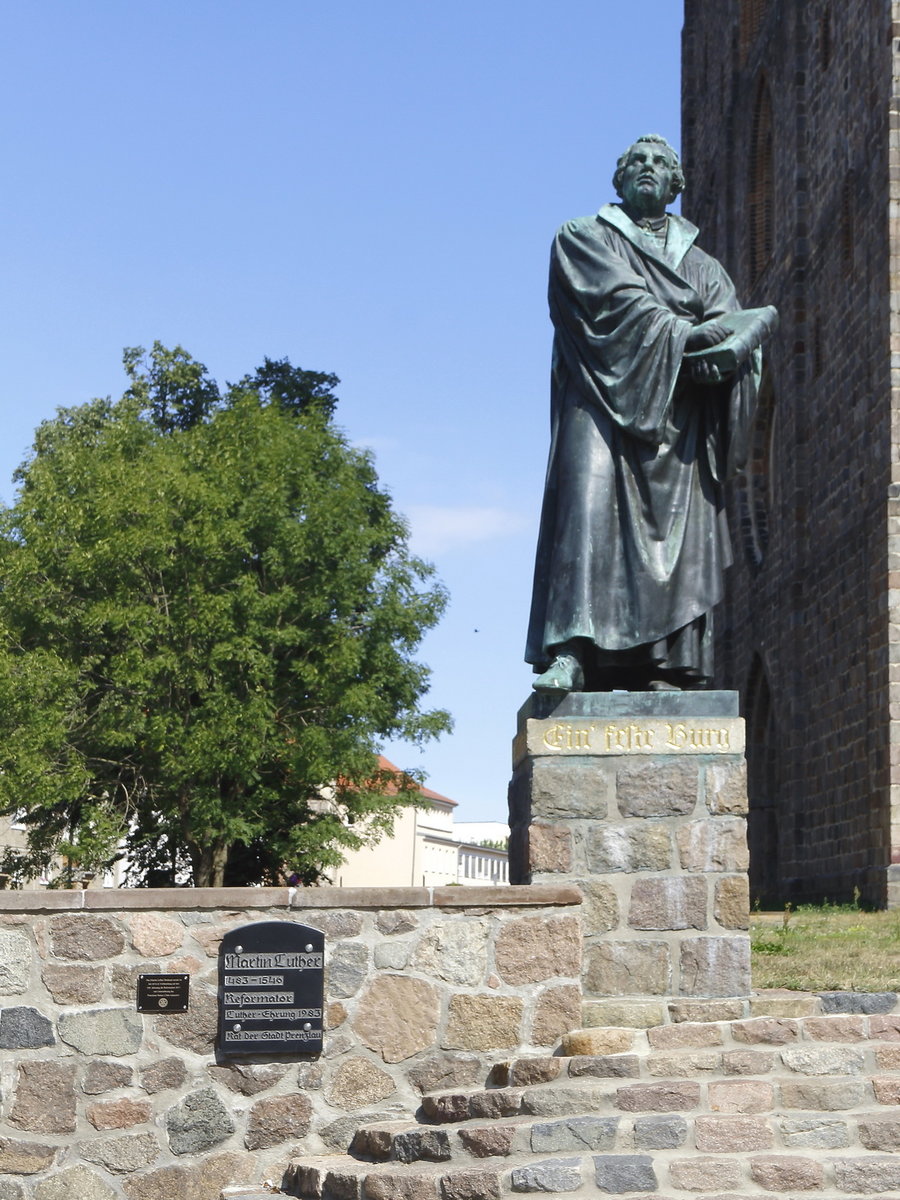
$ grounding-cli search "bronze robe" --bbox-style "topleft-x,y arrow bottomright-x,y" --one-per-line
525,205 -> 759,680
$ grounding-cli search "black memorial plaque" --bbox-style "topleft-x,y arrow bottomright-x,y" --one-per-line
218,921 -> 324,1055
137,973 -> 190,1013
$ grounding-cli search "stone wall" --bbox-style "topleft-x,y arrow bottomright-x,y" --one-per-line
0,884 -> 580,1199
681,0 -> 896,906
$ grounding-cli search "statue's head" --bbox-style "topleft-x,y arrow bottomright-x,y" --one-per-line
612,134 -> 684,208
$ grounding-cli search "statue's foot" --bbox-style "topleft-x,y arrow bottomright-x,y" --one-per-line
648,678 -> 682,692
533,652 -> 585,693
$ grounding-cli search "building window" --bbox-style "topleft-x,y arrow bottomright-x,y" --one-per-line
746,655 -> 779,906
739,0 -> 768,61
738,367 -> 776,570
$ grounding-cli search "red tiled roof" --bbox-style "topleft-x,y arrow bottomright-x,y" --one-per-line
377,755 -> 457,808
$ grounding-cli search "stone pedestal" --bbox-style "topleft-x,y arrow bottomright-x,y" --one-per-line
509,692 -> 751,1007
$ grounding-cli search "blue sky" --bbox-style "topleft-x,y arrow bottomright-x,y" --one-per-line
0,1 -> 684,822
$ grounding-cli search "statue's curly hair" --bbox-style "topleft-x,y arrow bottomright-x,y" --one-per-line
612,134 -> 684,203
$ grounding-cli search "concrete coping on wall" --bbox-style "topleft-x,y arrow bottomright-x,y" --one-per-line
0,882 -> 583,912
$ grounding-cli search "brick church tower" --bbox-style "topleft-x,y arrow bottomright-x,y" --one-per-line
681,0 -> 900,906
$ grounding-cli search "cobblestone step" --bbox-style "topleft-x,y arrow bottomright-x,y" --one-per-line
283,1145 -> 900,1197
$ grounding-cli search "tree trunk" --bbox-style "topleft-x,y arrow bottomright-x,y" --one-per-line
191,837 -> 229,888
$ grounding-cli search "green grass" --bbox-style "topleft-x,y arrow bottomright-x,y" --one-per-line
750,902 -> 900,992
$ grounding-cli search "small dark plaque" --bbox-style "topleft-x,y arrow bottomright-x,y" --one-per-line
137,973 -> 190,1013
218,920 -> 324,1055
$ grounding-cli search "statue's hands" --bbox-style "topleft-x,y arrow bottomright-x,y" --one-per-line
685,320 -> 729,352
690,357 -> 725,385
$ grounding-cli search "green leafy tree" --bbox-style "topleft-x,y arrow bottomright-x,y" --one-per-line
0,343 -> 449,887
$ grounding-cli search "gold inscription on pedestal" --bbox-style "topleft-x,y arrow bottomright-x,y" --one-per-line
532,717 -> 743,757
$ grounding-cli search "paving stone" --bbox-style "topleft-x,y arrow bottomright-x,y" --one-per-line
858,1115 -> 900,1150
648,1021 -> 723,1049
530,1116 -> 618,1152
32,1166 -> 116,1200
80,1132 -> 161,1174
508,1058 -> 562,1086
296,1060 -> 326,1089
122,1150 -> 248,1200
207,1061 -> 287,1096
50,914 -> 125,960
128,913 -> 184,956
363,1167 -> 441,1199
325,1057 -> 397,1110
708,1080 -> 775,1113
587,825 -> 672,873
749,990 -> 820,1018
0,1181 -> 25,1200
392,1129 -> 452,1163
328,942 -> 369,998
443,995 -> 523,1050
722,1048 -> 775,1075
646,1050 -> 721,1077
469,1090 -> 525,1120
781,1044 -> 866,1075
529,823 -> 573,873
354,975 -> 440,1062
694,1114 -> 773,1151
633,1115 -> 688,1149
457,1125 -> 519,1158
578,881 -> 620,935
374,941 -> 410,969
510,1157 -> 582,1192
679,936 -> 750,996
321,1112 -> 399,1152
872,1076 -> 900,1103
705,760 -> 748,814
877,1043 -> 900,1069
779,1078 -> 868,1110
668,998 -> 744,1023
41,963 -> 104,1004
802,1014 -> 867,1040
0,929 -> 31,995
245,1093 -> 312,1149
869,1014 -> 900,1040
616,760 -> 699,817
584,939 -> 671,995
780,1116 -> 850,1148
561,1027 -> 634,1056
676,818 -> 748,872
9,1061 -> 76,1133
531,984 -> 581,1046
495,915 -> 581,985
87,1098 -> 153,1129
833,1155 -> 900,1192
521,1084 -> 610,1118
318,912 -> 364,939
819,991 -> 897,1014
528,758 -> 613,819
420,1094 -> 473,1123
439,1167 -> 501,1200
156,987 -> 217,1054
567,1054 -> 640,1079
110,962 -> 158,1002
592,1154 -> 657,1193
714,875 -> 750,928
412,920 -> 490,987
166,1087 -> 235,1155
140,1057 -> 187,1094
668,1157 -> 741,1191
629,877 -> 707,930
408,1055 -> 481,1095
750,1154 -> 824,1191
0,1138 -> 56,1174
731,1017 -> 799,1045
615,1081 -> 701,1112
375,910 -> 418,935
0,1006 -> 54,1048
585,999 -> 666,1028
58,1006 -> 143,1055
83,1059 -> 133,1094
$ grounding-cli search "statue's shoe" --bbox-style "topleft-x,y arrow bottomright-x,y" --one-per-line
532,652 -> 584,693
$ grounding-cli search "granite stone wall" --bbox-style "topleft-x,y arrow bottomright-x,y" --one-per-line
681,0 -> 897,906
0,885 -> 580,1199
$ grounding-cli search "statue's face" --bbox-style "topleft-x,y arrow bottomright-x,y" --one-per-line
618,141 -> 677,215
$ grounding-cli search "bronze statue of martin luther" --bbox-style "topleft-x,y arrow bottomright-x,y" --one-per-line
526,135 -> 776,693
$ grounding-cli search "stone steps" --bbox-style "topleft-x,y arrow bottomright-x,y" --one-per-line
282,995 -> 900,1198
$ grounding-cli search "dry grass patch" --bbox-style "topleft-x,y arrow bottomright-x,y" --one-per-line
751,904 -> 900,992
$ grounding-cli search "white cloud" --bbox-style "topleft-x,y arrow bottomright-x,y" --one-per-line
405,504 -> 529,555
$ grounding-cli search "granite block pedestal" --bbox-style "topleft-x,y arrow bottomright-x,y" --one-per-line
509,691 -> 751,1010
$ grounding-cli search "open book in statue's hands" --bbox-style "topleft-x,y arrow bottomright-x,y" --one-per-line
683,305 -> 779,373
